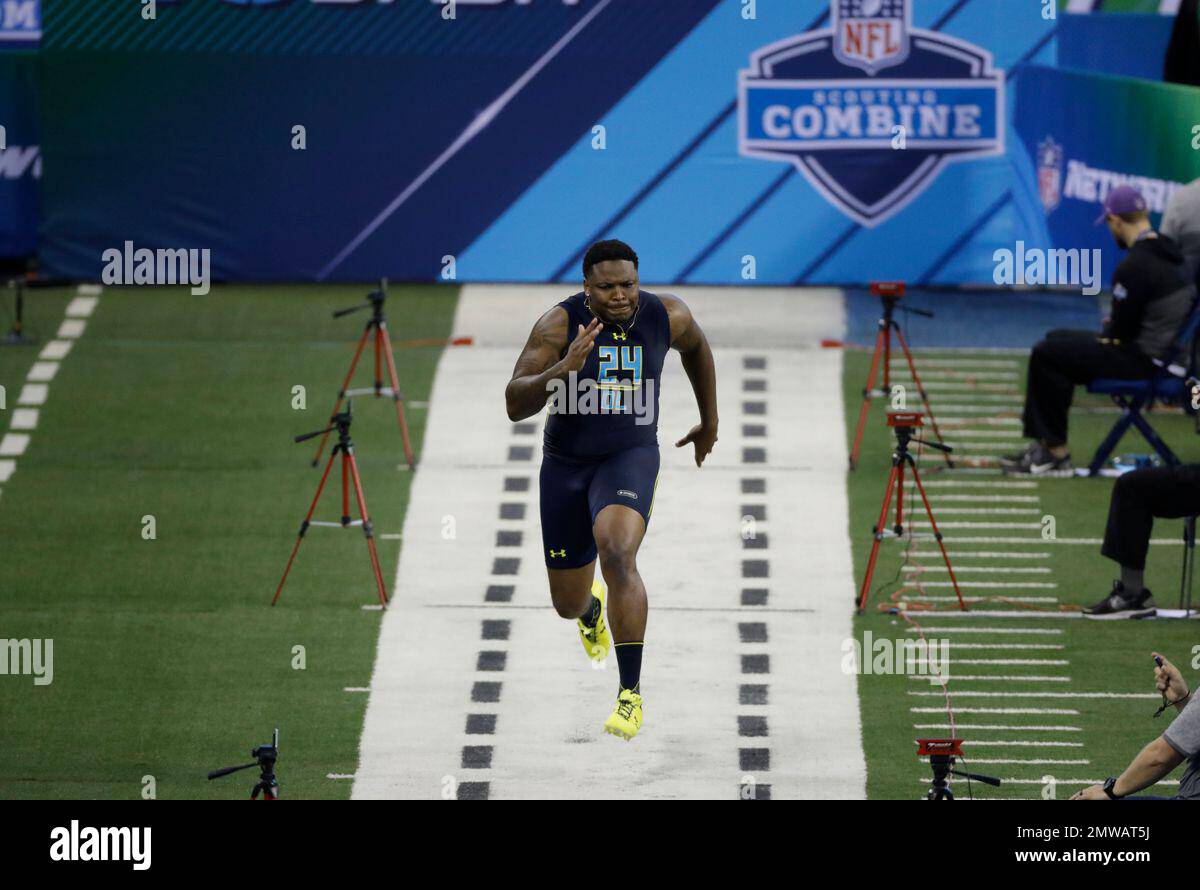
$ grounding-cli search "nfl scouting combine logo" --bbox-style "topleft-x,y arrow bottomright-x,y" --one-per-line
737,0 -> 1004,227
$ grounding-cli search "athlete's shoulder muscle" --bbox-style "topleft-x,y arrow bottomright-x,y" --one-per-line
658,293 -> 701,352
510,305 -> 569,380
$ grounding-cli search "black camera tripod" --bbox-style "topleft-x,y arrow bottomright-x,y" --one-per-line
926,752 -> 1001,800
273,402 -> 389,608
207,729 -> 280,800
312,280 -> 415,470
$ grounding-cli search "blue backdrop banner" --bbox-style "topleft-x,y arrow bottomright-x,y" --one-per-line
39,0 -> 1167,285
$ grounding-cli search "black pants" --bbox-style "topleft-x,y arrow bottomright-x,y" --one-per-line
1102,464 -> 1200,570
1023,329 -> 1154,446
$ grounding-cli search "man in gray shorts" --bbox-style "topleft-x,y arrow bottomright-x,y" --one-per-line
1071,651 -> 1199,799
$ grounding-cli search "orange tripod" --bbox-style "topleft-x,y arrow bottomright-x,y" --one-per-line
849,282 -> 950,470
312,281 -> 415,470
274,404 -> 388,608
856,412 -> 965,614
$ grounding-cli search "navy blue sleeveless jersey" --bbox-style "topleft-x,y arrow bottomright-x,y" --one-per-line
542,289 -> 671,459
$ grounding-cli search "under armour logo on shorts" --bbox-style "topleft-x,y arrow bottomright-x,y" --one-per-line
549,548 -> 566,558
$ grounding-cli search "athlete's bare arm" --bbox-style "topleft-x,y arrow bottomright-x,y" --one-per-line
661,294 -> 718,466
505,307 -> 604,422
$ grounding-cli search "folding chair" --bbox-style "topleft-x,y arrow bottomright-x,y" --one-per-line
1085,289 -> 1200,476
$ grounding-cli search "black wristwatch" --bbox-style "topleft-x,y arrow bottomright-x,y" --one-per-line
1102,776 -> 1124,800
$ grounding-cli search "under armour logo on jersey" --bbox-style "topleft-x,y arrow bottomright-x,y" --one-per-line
612,331 -> 628,341
549,548 -> 566,558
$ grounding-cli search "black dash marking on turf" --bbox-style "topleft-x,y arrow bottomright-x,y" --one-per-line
739,684 -> 768,705
740,478 -> 766,494
742,401 -> 766,416
743,356 -> 767,370
738,622 -> 768,643
496,530 -> 523,547
742,424 -> 767,438
741,559 -> 769,578
741,654 -> 770,674
742,379 -> 767,393
471,681 -> 502,702
485,584 -> 514,603
503,476 -> 530,492
739,748 -> 770,771
741,588 -> 768,606
507,445 -> 533,462
499,502 -> 526,521
466,714 -> 497,735
741,504 -> 766,521
742,447 -> 767,464
481,619 -> 511,641
456,781 -> 490,800
742,533 -> 768,550
476,651 -> 507,672
491,557 -> 520,576
738,715 -> 769,737
462,746 -> 493,769
511,422 -> 536,435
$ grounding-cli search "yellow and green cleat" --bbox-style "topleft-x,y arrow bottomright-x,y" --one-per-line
603,688 -> 643,741
577,579 -> 611,663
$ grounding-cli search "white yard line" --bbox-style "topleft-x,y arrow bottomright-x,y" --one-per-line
907,627 -> 1062,634
926,507 -> 1038,514
909,691 -> 1156,698
928,494 -> 1039,502
918,659 -> 1068,666
905,610 -> 1075,618
910,551 -> 1050,559
911,707 -> 1078,714
924,758 -> 1088,765
914,724 -> 1080,731
891,358 -> 1020,367
921,480 -> 1036,489
910,581 -> 1057,588
909,675 -> 1071,682
903,566 -> 1051,573
941,644 -> 1065,650
0,287 -> 99,500
900,595 -> 1057,603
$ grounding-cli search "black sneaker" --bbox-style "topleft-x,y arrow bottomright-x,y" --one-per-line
1002,442 -> 1072,476
1082,581 -> 1158,620
1000,443 -> 1037,467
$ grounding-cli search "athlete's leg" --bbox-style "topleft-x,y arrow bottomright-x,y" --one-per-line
546,561 -> 596,619
588,445 -> 659,698
592,505 -> 648,643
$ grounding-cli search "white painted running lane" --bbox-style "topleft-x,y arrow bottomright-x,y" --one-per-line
353,285 -> 865,800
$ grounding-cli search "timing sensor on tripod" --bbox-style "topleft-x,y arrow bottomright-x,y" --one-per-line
886,411 -> 924,428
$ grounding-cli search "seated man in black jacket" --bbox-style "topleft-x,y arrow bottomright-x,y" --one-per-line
1004,185 -> 1194,475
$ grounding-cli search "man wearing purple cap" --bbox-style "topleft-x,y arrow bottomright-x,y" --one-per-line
1003,184 -> 1193,477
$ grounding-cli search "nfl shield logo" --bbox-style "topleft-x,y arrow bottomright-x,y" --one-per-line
833,0 -> 910,75
737,0 -> 1004,227
1037,136 -> 1063,215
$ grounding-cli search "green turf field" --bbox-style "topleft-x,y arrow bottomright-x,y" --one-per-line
844,347 -> 1200,800
0,284 -> 458,799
